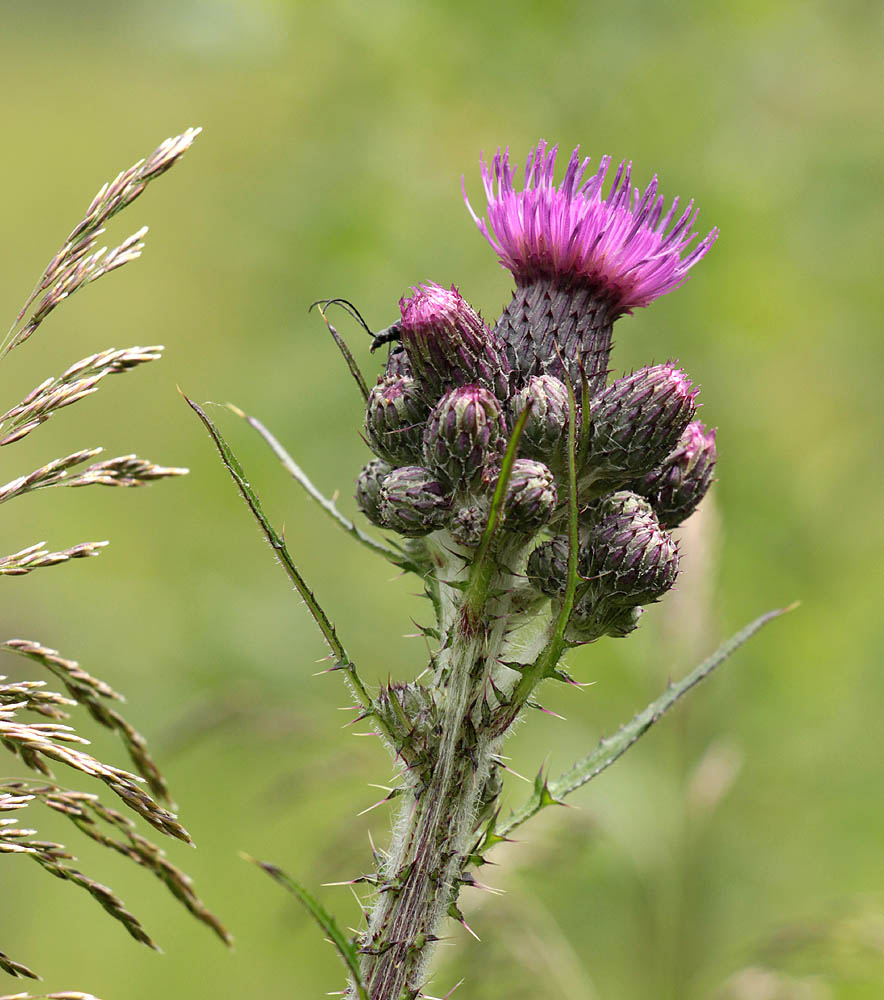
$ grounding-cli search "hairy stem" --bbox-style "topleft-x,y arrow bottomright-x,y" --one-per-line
357,536 -> 520,1000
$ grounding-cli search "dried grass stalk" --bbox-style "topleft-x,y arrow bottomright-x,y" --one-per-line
0,346 -> 163,446
0,542 -> 108,576
1,125 -> 225,992
2,128 -> 200,356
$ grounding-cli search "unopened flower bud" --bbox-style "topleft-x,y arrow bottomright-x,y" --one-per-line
422,385 -> 505,490
527,534 -> 570,597
365,375 -> 429,465
450,504 -> 487,548
503,459 -> 557,533
582,490 -> 678,605
355,458 -> 392,528
508,374 -> 572,466
399,282 -> 511,402
636,421 -> 717,528
567,600 -> 643,643
384,345 -> 412,378
585,363 -> 697,490
378,465 -> 451,537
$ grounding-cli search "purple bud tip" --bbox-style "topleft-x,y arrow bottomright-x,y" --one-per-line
397,281 -> 510,402
464,141 -> 718,313
683,421 -> 717,455
399,282 -> 474,333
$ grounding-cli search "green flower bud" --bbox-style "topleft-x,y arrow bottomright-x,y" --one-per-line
526,534 -> 569,597
377,682 -> 439,766
503,459 -> 557,534
355,458 -> 392,528
581,490 -> 678,605
365,374 -> 429,465
378,465 -> 452,537
450,504 -> 487,548
566,600 -> 643,643
585,363 -> 697,490
422,385 -> 505,490
508,374 -> 573,467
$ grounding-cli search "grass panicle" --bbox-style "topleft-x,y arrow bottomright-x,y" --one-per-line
1,127 -> 226,994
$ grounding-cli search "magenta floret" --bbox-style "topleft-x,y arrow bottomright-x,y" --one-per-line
465,141 -> 718,313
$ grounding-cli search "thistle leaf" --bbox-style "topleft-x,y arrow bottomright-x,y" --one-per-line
185,395 -> 402,751
243,854 -> 369,1000
498,604 -> 796,839
224,403 -> 421,573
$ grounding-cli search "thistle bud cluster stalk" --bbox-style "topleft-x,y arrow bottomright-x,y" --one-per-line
343,142 -> 719,1000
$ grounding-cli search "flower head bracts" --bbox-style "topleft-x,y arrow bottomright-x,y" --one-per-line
398,282 -> 510,401
465,141 -> 718,313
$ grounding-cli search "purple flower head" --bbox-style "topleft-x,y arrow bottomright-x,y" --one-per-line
465,141 -> 718,314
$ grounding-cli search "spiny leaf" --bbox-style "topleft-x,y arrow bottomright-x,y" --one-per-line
185,395 -> 403,753
243,854 -> 368,1000
498,604 -> 797,839
224,403 -> 419,573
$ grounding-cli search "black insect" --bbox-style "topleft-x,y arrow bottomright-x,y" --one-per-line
369,321 -> 402,353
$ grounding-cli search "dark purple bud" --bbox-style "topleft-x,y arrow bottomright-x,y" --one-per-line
365,374 -> 429,465
503,459 -> 557,533
398,282 -> 511,402
384,345 -> 412,378
450,504 -> 487,548
508,374 -> 573,467
526,534 -> 570,597
378,465 -> 451,537
585,363 -> 697,490
635,421 -> 717,528
581,490 -> 679,605
355,458 -> 392,528
422,384 -> 505,490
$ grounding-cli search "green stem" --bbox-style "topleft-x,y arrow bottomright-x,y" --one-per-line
493,379 -> 581,732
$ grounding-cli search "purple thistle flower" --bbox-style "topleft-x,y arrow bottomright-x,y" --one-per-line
465,140 -> 718,313
465,141 -> 718,392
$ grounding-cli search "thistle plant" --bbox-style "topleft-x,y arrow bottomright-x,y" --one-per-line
1,129 -> 227,1000
191,140 -> 791,1000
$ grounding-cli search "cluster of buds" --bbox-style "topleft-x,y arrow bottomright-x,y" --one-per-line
356,281 -> 562,543
356,141 -> 718,644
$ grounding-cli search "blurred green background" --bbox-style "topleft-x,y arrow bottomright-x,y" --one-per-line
2,1 -> 883,998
